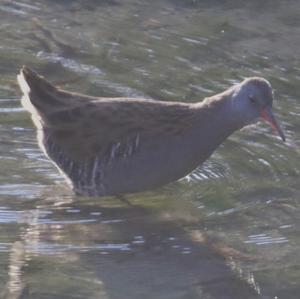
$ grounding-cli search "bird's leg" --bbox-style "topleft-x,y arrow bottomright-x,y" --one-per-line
116,194 -> 133,207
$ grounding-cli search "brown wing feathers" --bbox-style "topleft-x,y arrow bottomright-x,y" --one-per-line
18,66 -> 200,162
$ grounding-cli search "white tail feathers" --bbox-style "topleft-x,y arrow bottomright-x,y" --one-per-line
17,68 -> 43,129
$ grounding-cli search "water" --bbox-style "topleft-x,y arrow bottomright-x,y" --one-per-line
0,0 -> 299,298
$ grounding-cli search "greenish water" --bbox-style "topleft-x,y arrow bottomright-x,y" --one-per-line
0,0 -> 299,298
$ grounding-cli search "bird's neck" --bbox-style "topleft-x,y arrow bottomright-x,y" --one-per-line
194,91 -> 243,149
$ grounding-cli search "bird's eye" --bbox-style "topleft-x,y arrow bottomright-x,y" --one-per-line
248,95 -> 256,104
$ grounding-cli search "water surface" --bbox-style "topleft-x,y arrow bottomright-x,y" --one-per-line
0,0 -> 299,298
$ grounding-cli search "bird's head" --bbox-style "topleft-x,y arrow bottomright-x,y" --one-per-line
230,77 -> 285,141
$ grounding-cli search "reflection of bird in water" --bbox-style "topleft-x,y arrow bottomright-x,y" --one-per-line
18,67 -> 285,196
0,201 -> 261,299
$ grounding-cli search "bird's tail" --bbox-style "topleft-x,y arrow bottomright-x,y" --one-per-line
17,66 -> 69,116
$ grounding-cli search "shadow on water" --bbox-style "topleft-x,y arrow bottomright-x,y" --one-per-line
1,193 -> 262,299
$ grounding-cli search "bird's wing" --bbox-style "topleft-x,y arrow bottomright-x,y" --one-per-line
18,67 -> 198,162
42,99 -> 198,161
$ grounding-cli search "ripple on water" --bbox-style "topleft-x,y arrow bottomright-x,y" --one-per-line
0,208 -> 19,224
0,4 -> 27,16
182,36 -> 208,46
244,233 -> 289,245
24,242 -> 131,255
0,184 -> 46,198
0,242 -> 12,252
11,1 -> 41,11
36,52 -> 148,98
0,208 -> 52,224
186,159 -> 228,182
0,107 -> 24,113
38,219 -> 97,225
37,52 -> 104,76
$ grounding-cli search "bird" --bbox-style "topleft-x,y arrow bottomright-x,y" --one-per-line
17,66 -> 285,197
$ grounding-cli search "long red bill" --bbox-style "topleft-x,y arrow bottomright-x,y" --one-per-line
260,107 -> 285,142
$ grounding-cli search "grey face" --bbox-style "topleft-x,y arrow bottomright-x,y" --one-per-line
231,78 -> 273,123
231,77 -> 285,141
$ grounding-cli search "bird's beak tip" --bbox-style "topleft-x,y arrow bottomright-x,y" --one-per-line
260,107 -> 286,142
